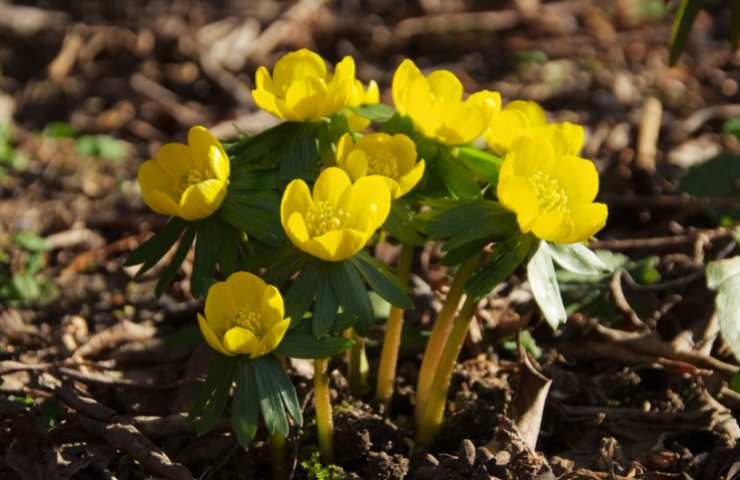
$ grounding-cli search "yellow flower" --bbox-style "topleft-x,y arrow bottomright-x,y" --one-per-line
198,272 -> 290,358
346,79 -> 380,131
391,59 -> 501,145
281,167 -> 391,262
137,126 -> 229,221
336,132 -> 425,199
252,49 -> 357,122
497,134 -> 607,244
484,100 -> 584,156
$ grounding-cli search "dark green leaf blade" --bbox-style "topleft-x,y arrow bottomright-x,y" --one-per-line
155,225 -> 197,297
669,0 -> 706,65
328,261 -> 374,335
253,357 -> 289,436
125,217 -> 187,270
351,252 -> 413,309
232,359 -> 259,448
284,260 -> 321,325
258,356 -> 303,427
191,217 -> 224,297
192,355 -> 236,437
313,266 -> 338,338
435,149 -> 481,200
274,330 -> 353,358
465,235 -> 536,300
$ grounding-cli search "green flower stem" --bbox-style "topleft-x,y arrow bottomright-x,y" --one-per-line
314,358 -> 334,463
270,432 -> 288,480
415,296 -> 478,446
375,243 -> 414,410
415,255 -> 478,424
348,329 -> 369,396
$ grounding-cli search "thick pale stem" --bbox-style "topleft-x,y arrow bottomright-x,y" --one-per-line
313,358 -> 334,463
415,297 -> 478,445
375,244 -> 414,410
270,433 -> 288,480
348,329 -> 369,396
415,255 -> 478,423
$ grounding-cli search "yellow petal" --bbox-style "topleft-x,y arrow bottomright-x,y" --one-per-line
465,90 -> 502,124
391,59 -> 422,116
497,175 -> 540,232
188,126 -> 229,180
252,87 -> 284,120
179,179 -> 227,220
555,155 -> 599,204
390,133 -> 417,173
364,80 -> 380,103
397,159 -> 425,197
284,77 -> 328,121
547,122 -> 585,156
252,318 -> 290,358
507,100 -> 547,127
205,280 -> 236,336
281,179 -> 314,226
434,102 -> 484,145
426,70 -> 463,101
155,143 -> 193,179
508,136 -> 556,178
561,202 -> 608,244
484,109 -> 530,155
342,175 -> 391,232
284,212 -> 311,247
346,112 -> 371,132
137,160 -> 180,216
335,133 -> 355,166
326,56 -> 356,112
223,326 -> 258,355
198,314 -> 232,356
227,271 -> 267,313
343,150 -> 369,181
255,66 -> 274,92
272,49 -> 327,95
260,285 -> 285,328
312,167 -> 352,206
531,211 -> 569,242
304,228 -> 369,262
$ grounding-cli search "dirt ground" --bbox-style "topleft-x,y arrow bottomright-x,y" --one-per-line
1,0 -> 740,479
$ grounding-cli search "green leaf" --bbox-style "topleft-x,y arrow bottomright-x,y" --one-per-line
284,261 -> 320,324
191,355 -> 236,436
384,200 -> 426,246
257,356 -> 303,427
456,146 -> 502,186
191,217 -> 224,297
253,357 -> 289,436
217,226 -> 240,277
434,148 -> 481,200
42,122 -> 76,138
274,330 -> 353,358
441,238 -> 489,266
259,246 -> 309,286
228,168 -> 279,191
349,104 -> 396,123
379,113 -> 415,137
155,225 -> 196,297
548,243 -> 609,276
350,252 -> 413,309
679,152 -> 740,220
527,241 -> 566,329
328,261 -> 374,335
218,189 -> 285,247
125,217 -> 187,270
427,200 -> 517,244
278,125 -> 320,182
228,122 -> 302,165
13,232 -> 50,252
707,256 -> 740,363
232,359 -> 259,448
313,266 -> 338,338
669,0 -> 706,65
11,274 -> 41,301
466,234 -> 536,300
723,118 -> 740,139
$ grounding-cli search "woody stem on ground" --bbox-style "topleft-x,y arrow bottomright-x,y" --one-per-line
348,329 -> 369,396
270,433 -> 288,480
414,255 -> 479,424
313,357 -> 334,463
375,243 -> 414,410
415,296 -> 478,445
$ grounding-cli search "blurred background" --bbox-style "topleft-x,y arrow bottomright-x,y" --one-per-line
1,0 -> 740,478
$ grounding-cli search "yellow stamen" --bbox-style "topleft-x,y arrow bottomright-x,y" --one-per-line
233,308 -> 266,336
177,168 -> 211,194
529,171 -> 569,214
366,150 -> 399,179
304,201 -> 350,237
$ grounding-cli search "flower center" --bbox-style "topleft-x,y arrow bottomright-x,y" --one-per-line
304,200 -> 350,237
177,168 -> 211,194
529,171 -> 569,214
365,150 -> 399,178
233,308 -> 266,336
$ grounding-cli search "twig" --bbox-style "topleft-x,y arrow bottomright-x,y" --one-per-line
48,30 -> 83,82
673,104 -> 740,140
590,227 -> 732,251
130,73 -> 205,126
60,232 -> 147,277
608,271 -> 646,329
72,320 -> 156,360
635,96 -> 662,174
